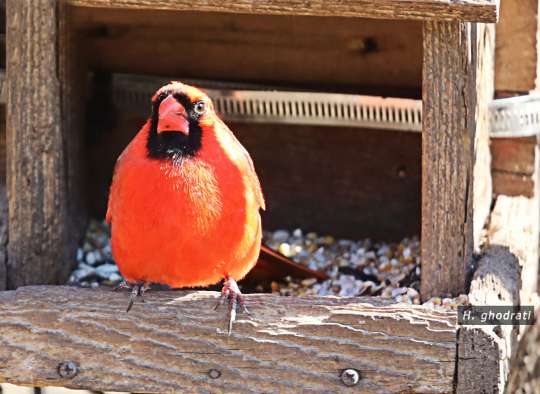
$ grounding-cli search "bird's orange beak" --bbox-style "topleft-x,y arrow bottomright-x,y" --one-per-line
157,95 -> 190,135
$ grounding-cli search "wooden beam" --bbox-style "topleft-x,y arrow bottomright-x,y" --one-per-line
66,0 -> 499,23
71,9 -> 424,92
487,194 -> 539,304
0,286 -> 458,393
421,21 -> 494,299
5,0 -> 68,288
495,0 -> 540,93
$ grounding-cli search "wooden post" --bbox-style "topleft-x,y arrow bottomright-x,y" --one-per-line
421,21 -> 493,299
5,0 -> 85,288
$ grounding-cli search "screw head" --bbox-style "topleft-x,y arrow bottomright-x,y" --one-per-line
340,368 -> 360,386
57,361 -> 79,379
208,368 -> 221,379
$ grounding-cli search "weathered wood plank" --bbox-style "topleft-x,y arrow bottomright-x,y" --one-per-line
504,307 -> 540,394
456,327 -> 504,394
487,194 -> 539,304
0,106 -> 6,291
66,0 -> 499,22
421,21 -> 493,299
58,2 -> 88,280
72,9 -> 423,92
5,0 -> 68,288
0,286 -> 458,393
473,22 -> 495,253
456,245 -> 522,393
495,0 -> 540,93
0,184 -> 7,292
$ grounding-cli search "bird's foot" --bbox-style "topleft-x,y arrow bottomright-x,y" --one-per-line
114,281 -> 150,312
214,276 -> 249,335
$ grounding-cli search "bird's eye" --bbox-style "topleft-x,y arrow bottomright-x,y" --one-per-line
194,101 -> 206,115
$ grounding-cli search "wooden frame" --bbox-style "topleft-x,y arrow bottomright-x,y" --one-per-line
421,20 -> 494,299
66,0 -> 499,22
3,0 -> 86,290
0,0 -> 509,392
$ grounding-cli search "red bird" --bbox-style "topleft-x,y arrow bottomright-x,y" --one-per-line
106,82 -> 264,333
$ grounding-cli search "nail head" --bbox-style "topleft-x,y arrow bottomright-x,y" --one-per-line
57,361 -> 79,379
340,368 -> 360,386
208,368 -> 221,379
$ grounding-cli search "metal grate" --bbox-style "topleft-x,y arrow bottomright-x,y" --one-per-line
489,94 -> 540,138
0,71 -> 529,138
112,74 -> 423,132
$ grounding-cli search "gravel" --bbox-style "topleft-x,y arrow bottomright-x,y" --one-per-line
68,220 -> 468,309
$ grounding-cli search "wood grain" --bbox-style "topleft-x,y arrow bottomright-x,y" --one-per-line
0,286 -> 458,393
58,3 -> 89,281
456,326 -> 503,394
487,194 -> 539,304
71,9 -> 423,92
505,307 -> 540,394
0,184 -> 7,292
472,22 -> 494,253
495,0 -> 540,92
5,0 -> 68,288
421,21 -> 477,299
0,107 -> 6,291
66,0 -> 499,22
458,245 -> 522,392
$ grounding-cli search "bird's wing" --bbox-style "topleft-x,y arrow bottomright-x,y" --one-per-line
243,144 -> 266,211
218,118 -> 266,211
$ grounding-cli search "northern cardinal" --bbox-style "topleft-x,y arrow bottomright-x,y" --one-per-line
106,82 -> 264,333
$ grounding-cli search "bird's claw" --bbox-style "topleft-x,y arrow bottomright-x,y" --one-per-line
214,276 -> 248,335
114,281 -> 149,312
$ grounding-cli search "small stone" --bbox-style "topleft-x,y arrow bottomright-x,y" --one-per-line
301,278 -> 317,287
95,263 -> 119,279
292,228 -> 303,238
273,230 -> 290,243
306,232 -> 318,240
108,273 -> 122,283
278,243 -> 292,257
76,248 -> 84,262
321,236 -> 335,246
85,251 -> 98,266
71,264 -> 96,282
391,287 -> 407,298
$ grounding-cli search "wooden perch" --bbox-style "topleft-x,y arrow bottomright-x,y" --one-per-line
0,286 -> 457,393
66,0 -> 499,23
